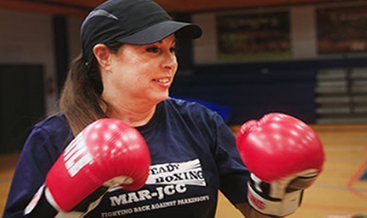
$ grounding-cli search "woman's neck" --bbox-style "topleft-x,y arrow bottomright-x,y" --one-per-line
102,96 -> 157,127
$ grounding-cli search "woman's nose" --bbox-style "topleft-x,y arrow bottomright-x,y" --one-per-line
162,52 -> 178,71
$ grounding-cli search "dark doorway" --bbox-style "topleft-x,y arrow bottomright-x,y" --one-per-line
0,65 -> 45,153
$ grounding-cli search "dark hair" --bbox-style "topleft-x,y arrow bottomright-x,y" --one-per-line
59,42 -> 122,135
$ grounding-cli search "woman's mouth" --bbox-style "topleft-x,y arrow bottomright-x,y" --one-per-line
155,78 -> 170,83
152,77 -> 172,88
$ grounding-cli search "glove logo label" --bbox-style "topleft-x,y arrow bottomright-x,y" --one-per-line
63,134 -> 94,177
248,188 -> 265,210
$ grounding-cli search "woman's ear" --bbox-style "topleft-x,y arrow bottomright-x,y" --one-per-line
93,44 -> 112,70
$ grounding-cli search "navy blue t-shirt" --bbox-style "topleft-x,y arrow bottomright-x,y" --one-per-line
3,98 -> 249,218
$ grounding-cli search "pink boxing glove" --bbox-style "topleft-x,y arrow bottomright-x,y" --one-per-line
25,118 -> 150,216
236,113 -> 325,217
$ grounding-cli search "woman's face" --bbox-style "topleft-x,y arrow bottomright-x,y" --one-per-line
102,34 -> 178,105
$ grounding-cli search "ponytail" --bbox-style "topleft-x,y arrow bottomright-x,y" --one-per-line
60,43 -> 123,135
59,54 -> 107,135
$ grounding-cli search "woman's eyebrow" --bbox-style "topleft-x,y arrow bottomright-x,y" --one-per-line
155,39 -> 176,44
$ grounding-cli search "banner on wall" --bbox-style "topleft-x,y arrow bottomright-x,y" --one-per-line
216,11 -> 291,60
317,7 -> 367,54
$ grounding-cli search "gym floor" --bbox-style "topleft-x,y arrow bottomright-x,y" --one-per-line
1,124 -> 367,218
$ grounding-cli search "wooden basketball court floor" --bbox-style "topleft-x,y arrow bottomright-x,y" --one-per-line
1,124 -> 366,217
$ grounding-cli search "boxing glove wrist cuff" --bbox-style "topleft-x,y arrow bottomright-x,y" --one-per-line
24,185 -> 58,218
247,183 -> 302,217
71,185 -> 109,212
45,186 -> 61,211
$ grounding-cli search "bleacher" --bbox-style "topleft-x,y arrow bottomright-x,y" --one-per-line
171,58 -> 367,125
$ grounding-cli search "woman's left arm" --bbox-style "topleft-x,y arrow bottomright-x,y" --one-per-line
209,114 -> 271,218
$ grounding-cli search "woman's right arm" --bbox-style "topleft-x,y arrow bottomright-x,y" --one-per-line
3,127 -> 62,218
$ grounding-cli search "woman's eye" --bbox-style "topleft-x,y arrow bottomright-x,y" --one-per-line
146,46 -> 160,53
170,47 -> 176,53
145,46 -> 176,54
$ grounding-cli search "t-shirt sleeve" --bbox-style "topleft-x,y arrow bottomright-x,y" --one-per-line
211,113 -> 250,205
3,126 -> 61,218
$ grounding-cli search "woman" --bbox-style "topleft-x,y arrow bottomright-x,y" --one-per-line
4,0 -> 268,217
